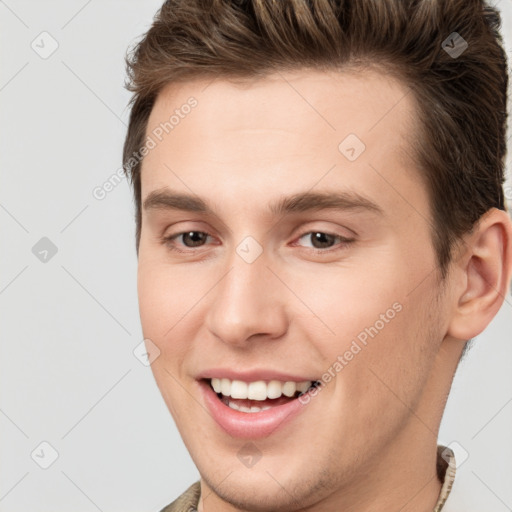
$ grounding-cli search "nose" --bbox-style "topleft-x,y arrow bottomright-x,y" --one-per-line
204,246 -> 288,348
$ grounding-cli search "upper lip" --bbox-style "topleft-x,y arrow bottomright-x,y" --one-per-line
197,368 -> 317,383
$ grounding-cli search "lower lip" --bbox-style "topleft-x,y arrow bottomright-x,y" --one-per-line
199,380 -> 310,439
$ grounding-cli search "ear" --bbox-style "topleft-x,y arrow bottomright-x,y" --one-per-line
447,208 -> 512,341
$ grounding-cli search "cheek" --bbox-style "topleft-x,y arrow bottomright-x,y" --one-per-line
137,255 -> 222,371
294,255 -> 435,390
288,261 -> 404,349
137,263 -> 168,336
137,259 -> 192,352
137,261 -> 200,417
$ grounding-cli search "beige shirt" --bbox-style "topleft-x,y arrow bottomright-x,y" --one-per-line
160,445 -> 456,512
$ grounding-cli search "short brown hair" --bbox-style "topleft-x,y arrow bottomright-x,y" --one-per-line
123,0 -> 508,278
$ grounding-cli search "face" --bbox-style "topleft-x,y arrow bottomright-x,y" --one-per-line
137,69 -> 457,511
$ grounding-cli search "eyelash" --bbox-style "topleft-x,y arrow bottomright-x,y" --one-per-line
161,230 -> 355,255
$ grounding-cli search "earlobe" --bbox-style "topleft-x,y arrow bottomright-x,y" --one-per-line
447,208 -> 512,341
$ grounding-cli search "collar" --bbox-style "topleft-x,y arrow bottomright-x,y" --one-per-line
433,444 -> 457,511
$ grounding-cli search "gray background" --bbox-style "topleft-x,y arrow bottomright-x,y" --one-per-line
1,1 -> 511,510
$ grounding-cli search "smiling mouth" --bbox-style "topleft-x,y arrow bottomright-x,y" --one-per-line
207,377 -> 321,413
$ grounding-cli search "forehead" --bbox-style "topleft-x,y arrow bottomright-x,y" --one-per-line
147,67 -> 415,147
141,68 -> 424,220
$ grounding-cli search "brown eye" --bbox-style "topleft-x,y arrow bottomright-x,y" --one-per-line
296,231 -> 353,251
179,231 -> 209,248
307,232 -> 336,249
163,231 -> 212,252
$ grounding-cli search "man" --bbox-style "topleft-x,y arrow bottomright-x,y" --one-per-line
122,0 -> 512,510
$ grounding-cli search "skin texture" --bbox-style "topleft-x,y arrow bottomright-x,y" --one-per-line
137,69 -> 512,512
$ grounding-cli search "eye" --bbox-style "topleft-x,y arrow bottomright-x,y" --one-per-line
293,231 -> 354,252
163,231 -> 212,252
162,229 -> 355,254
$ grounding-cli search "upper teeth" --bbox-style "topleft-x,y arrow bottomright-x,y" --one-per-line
211,378 -> 312,401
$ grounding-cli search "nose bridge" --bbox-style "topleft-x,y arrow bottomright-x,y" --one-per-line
204,239 -> 287,346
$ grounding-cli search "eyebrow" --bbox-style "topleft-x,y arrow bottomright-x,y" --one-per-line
143,189 -> 384,217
